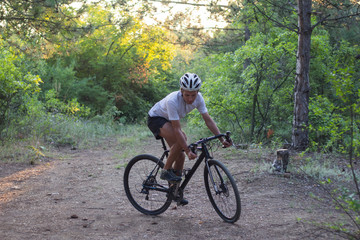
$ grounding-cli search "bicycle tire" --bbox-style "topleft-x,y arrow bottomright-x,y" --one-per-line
204,159 -> 241,223
123,154 -> 172,215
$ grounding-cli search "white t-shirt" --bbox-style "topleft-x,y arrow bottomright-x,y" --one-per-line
148,91 -> 208,120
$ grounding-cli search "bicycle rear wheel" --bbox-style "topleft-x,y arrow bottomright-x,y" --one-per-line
204,159 -> 241,223
123,154 -> 172,215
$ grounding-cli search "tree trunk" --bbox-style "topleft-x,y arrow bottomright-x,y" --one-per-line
251,74 -> 262,141
292,0 -> 312,151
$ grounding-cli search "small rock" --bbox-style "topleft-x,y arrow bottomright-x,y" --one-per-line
284,173 -> 291,178
47,192 -> 59,196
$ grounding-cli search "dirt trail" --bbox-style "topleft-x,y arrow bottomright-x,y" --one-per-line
0,138 -> 342,240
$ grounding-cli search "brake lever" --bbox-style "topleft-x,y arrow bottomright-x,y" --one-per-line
222,131 -> 233,148
189,143 -> 197,153
225,131 -> 231,142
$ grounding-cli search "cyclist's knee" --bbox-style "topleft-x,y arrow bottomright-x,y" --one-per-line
169,141 -> 181,151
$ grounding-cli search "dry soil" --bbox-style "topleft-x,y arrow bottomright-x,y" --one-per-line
0,138 -> 350,240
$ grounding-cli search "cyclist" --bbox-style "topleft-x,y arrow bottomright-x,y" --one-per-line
147,73 -> 232,191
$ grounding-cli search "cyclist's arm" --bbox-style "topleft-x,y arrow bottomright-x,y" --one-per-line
201,113 -> 231,147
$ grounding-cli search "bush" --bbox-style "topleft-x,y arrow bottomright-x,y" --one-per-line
308,95 -> 345,152
0,40 -> 42,131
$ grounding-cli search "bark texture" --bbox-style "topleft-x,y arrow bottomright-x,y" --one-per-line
292,0 -> 312,151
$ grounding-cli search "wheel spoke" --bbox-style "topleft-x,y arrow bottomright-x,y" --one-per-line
204,160 -> 241,223
124,155 -> 172,215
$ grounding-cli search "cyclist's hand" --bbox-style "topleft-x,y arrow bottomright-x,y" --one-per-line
186,151 -> 197,160
222,140 -> 232,148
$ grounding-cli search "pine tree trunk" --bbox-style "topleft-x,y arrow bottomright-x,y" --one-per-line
292,0 -> 312,151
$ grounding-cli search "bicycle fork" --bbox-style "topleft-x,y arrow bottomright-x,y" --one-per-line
206,161 -> 223,195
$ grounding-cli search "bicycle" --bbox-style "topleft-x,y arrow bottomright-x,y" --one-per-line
123,131 -> 241,223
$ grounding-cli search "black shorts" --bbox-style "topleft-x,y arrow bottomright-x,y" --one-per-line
147,115 -> 170,139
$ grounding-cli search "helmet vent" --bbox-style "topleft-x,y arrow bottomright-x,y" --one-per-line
180,73 -> 202,91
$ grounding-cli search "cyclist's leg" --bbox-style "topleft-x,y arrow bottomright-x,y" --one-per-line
160,122 -> 189,205
172,151 -> 185,175
159,122 -> 186,172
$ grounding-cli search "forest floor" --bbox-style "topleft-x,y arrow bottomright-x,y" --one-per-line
0,137 -> 354,240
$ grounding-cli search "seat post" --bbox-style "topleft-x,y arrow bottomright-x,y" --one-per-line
160,137 -> 167,151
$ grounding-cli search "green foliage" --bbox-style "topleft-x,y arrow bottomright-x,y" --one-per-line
305,36 -> 360,154
0,0 -> 88,41
44,89 -> 91,117
300,155 -> 354,182
337,188 -> 360,214
0,39 -> 42,131
317,184 -> 360,239
3,92 -> 91,147
309,30 -> 332,96
1,0 -> 359,152
308,95 -> 345,152
188,28 -> 297,143
50,5 -> 176,121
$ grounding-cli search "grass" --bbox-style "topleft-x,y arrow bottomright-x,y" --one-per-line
190,123 -> 359,186
299,159 -> 354,182
2,112 -> 358,186
115,162 -> 128,169
0,113 -> 152,164
117,125 -> 152,146
289,152 -> 359,183
113,148 -> 135,163
0,141 -> 36,163
293,153 -> 360,239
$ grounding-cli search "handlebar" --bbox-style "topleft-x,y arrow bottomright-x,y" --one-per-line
188,131 -> 232,153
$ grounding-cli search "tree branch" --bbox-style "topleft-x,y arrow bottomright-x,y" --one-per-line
143,0 -> 230,9
248,0 -> 298,33
311,14 -> 331,30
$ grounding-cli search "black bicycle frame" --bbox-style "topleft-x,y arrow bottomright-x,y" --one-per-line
179,143 -> 212,190
157,138 -> 213,192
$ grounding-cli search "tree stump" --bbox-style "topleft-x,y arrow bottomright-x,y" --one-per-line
272,149 -> 289,173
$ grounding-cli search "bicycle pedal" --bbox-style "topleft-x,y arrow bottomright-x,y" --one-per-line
176,198 -> 189,206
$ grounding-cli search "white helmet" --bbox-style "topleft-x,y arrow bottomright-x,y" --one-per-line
180,73 -> 201,91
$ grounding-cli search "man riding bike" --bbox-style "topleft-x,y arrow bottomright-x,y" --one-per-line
147,73 -> 231,204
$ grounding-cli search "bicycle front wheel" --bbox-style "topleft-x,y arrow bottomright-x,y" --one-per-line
123,154 -> 172,215
204,159 -> 241,223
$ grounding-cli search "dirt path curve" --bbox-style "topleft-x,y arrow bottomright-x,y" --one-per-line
0,138 -> 340,240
